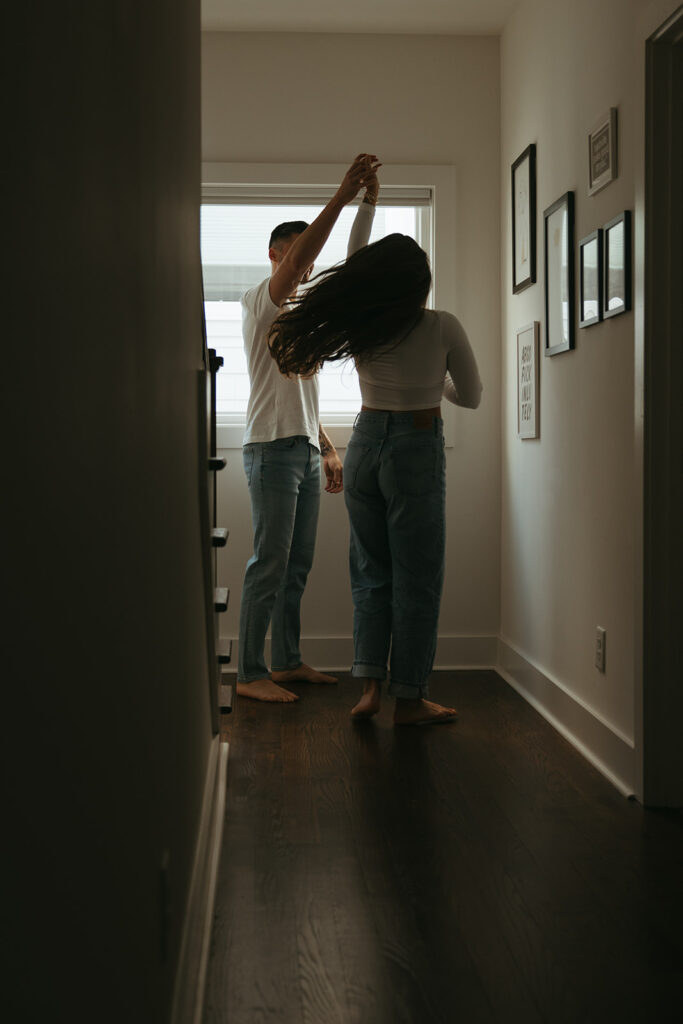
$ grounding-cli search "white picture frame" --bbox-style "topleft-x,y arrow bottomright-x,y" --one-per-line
517,321 -> 540,439
588,108 -> 618,196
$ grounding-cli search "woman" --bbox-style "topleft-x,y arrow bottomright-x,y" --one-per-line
269,233 -> 482,725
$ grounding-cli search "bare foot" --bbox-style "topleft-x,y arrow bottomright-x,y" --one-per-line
393,698 -> 458,726
236,677 -> 299,703
271,663 -> 337,685
351,680 -> 381,719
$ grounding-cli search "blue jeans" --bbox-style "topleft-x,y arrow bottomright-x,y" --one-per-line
238,436 -> 320,682
343,411 -> 446,699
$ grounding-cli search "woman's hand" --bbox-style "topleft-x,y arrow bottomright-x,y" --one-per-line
363,164 -> 380,205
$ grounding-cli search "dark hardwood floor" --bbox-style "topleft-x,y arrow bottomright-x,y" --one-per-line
204,671 -> 683,1023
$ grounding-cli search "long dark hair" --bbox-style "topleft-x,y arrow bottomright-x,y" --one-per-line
268,233 -> 432,377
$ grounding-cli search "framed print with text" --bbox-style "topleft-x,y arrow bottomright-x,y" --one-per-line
512,144 -> 536,293
543,191 -> 575,356
517,321 -> 540,439
588,108 -> 618,196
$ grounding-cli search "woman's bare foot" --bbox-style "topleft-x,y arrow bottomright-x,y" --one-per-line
393,698 -> 458,726
351,680 -> 381,719
271,663 -> 337,685
236,677 -> 299,703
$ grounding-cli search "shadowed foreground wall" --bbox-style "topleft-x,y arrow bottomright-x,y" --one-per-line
6,3 -> 211,1021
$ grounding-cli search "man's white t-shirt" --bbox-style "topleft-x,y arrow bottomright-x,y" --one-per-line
241,278 -> 320,448
241,201 -> 376,450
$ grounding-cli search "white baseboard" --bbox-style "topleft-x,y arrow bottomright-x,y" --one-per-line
222,634 -> 498,673
496,637 -> 636,798
171,736 -> 229,1024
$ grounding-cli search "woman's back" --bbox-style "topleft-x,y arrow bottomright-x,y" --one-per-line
357,309 -> 482,411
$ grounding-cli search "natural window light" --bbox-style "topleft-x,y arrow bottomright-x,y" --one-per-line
200,190 -> 433,434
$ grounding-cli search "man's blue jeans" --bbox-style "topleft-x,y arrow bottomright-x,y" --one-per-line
343,411 -> 446,699
238,436 -> 320,682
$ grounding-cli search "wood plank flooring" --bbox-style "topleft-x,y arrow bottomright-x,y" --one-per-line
204,671 -> 683,1023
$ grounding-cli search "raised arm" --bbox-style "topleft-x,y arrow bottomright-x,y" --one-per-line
269,154 -> 380,308
346,165 -> 380,257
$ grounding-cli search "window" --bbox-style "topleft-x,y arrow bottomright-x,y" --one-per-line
200,182 -> 433,445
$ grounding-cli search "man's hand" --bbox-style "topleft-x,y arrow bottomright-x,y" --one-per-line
335,154 -> 382,207
323,453 -> 344,494
269,153 -> 381,308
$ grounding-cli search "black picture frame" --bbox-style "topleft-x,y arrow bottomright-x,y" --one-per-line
543,191 -> 575,356
602,211 -> 632,318
511,144 -> 536,293
579,229 -> 603,328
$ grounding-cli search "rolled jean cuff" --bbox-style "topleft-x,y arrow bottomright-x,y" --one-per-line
351,661 -> 387,681
270,659 -> 302,672
387,679 -> 430,699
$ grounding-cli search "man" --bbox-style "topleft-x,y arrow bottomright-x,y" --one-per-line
237,154 -> 380,703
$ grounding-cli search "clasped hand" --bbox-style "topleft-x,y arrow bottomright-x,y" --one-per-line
323,453 -> 344,494
335,153 -> 382,205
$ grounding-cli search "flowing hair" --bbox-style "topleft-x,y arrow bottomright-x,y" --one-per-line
268,233 -> 432,377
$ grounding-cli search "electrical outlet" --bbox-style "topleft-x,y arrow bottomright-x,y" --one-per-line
595,627 -> 606,672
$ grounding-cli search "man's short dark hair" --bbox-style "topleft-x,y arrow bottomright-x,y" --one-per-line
269,220 -> 309,250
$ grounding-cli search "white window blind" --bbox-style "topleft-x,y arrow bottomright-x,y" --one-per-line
200,187 -> 433,429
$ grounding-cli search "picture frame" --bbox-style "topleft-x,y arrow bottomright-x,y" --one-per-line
511,144 -> 536,293
603,210 -> 632,318
579,229 -> 603,328
543,191 -> 575,356
517,321 -> 540,439
588,108 -> 618,196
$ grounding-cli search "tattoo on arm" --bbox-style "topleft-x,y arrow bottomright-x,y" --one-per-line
318,424 -> 335,457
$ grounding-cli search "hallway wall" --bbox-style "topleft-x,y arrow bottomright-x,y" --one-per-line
499,0 -> 655,794
6,3 -> 213,1021
202,31 -> 502,665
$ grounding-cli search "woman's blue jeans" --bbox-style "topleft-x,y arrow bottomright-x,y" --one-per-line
343,410 -> 446,699
238,436 -> 320,682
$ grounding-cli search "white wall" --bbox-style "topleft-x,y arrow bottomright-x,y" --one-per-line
498,0 -> 669,795
202,32 -> 502,666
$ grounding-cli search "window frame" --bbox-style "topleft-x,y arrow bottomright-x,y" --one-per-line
201,162 -> 457,449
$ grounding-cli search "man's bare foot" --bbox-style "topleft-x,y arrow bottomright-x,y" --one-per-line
351,680 -> 381,719
236,677 -> 299,703
271,663 -> 337,685
393,698 -> 458,726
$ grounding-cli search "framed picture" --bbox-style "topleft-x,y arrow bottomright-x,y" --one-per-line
588,108 -> 618,196
511,144 -> 536,293
517,321 -> 540,439
603,211 -> 632,318
543,191 -> 575,356
579,229 -> 603,328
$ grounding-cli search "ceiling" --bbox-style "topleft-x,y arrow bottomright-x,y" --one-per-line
201,0 -> 522,36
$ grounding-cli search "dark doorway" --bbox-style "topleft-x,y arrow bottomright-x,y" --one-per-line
642,6 -> 683,805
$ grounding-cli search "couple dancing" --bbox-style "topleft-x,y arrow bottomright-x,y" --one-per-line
236,154 -> 482,726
